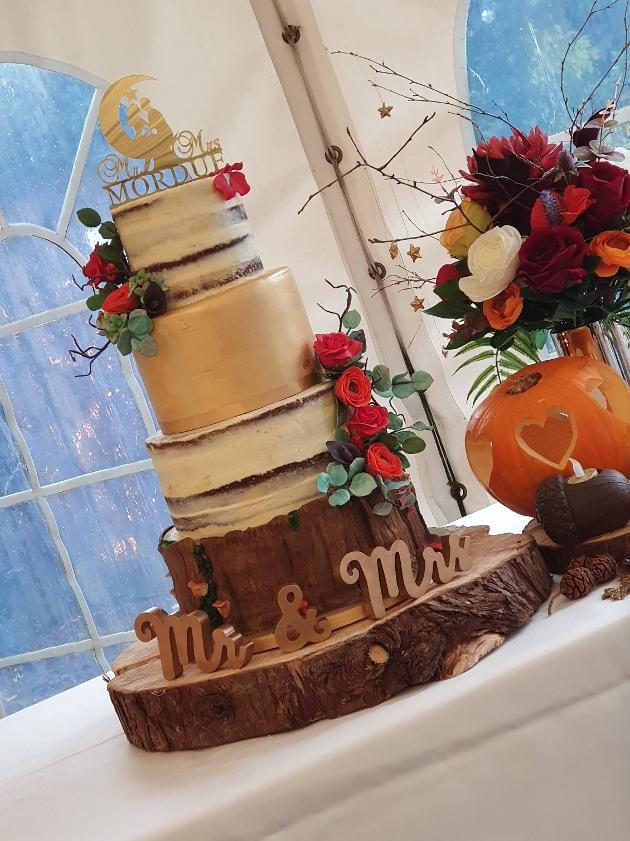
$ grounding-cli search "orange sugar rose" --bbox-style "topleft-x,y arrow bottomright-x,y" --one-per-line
589,230 -> 630,277
482,282 -> 523,330
333,366 -> 372,407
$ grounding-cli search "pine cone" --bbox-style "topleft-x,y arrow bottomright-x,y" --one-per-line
560,567 -> 595,599
567,555 -> 588,572
584,554 -> 617,585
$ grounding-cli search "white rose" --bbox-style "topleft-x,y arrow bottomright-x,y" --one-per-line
459,225 -> 522,302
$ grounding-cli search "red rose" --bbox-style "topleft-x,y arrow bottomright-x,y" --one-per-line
347,405 -> 389,439
82,246 -> 117,288
577,161 -> 630,231
365,443 -> 403,480
436,263 -> 463,286
350,434 -> 365,452
333,367 -> 372,407
516,227 -> 588,294
101,282 -> 137,315
314,332 -> 363,369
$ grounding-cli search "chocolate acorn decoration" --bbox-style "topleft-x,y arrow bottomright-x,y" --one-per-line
535,459 -> 630,546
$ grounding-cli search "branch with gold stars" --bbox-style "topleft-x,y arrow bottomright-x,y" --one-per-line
407,244 -> 421,262
378,103 -> 393,118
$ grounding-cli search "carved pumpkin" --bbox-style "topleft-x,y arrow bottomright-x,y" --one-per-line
465,357 -> 630,516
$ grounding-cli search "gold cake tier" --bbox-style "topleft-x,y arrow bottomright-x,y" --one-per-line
134,266 -> 319,434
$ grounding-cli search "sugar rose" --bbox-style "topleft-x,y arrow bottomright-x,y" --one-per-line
459,225 -> 522,302
333,366 -> 372,407
101,282 -> 137,315
589,230 -> 630,277
313,332 -> 363,369
516,226 -> 587,294
439,199 -> 491,259
365,443 -> 403,480
347,405 -> 390,440
82,246 -> 117,288
482,282 -> 523,330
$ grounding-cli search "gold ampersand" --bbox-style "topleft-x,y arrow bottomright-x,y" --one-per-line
274,584 -> 332,653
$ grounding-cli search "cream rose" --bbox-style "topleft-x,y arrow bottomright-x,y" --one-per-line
459,225 -> 522,302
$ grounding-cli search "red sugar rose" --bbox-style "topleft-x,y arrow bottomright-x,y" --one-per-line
314,332 -> 363,369
347,405 -> 390,440
82,246 -> 117,288
365,443 -> 403,480
101,282 -> 137,315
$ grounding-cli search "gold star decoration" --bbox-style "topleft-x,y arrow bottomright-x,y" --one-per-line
410,296 -> 425,312
378,103 -> 393,118
388,242 -> 399,259
407,244 -> 421,262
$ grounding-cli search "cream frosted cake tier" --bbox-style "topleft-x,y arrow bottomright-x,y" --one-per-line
112,175 -> 263,309
146,382 -> 335,539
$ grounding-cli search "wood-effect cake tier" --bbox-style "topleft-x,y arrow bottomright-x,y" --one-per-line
109,527 -> 552,752
160,492 -> 432,637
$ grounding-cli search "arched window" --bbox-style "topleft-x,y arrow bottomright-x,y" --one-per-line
466,0 -> 630,142
0,58 -> 174,715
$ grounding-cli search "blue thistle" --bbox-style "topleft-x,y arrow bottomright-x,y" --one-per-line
539,190 -> 562,226
556,150 -> 575,172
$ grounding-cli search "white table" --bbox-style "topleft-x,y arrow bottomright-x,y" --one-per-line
2,504 -> 630,841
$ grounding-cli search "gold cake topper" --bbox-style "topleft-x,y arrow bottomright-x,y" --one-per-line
98,75 -> 224,206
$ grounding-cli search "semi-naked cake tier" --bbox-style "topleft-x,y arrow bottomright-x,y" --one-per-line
147,382 -> 335,539
134,266 -> 319,434
111,176 -> 263,309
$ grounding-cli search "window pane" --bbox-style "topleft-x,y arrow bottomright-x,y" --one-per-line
65,125 -> 118,257
0,651 -> 101,714
0,400 -> 29,496
0,64 -> 94,230
103,641 -> 132,670
0,313 -> 149,485
0,237 -> 84,326
47,471 -> 175,636
467,0 -> 630,138
0,500 -> 89,658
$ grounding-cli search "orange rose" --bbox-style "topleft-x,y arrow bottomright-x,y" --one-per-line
365,443 -> 403,480
589,230 -> 630,277
482,282 -> 523,330
333,366 -> 372,407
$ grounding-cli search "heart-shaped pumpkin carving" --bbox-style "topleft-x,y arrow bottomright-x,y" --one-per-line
514,408 -> 577,469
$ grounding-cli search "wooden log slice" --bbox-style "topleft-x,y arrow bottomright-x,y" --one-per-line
524,518 -> 630,574
108,527 -> 551,752
160,493 -> 432,637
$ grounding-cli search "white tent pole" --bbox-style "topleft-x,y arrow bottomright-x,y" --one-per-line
250,0 -> 490,522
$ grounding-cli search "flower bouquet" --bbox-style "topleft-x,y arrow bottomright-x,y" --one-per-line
426,110 -> 630,368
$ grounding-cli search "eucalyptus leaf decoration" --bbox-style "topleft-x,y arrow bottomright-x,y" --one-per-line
313,282 -> 433,516
69,207 -> 168,375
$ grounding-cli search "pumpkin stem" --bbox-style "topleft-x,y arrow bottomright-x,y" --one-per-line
506,372 -> 542,394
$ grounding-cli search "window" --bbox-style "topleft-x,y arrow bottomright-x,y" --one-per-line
466,0 -> 630,141
0,59 -> 175,715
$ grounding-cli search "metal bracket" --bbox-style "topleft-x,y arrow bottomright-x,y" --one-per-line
282,24 -> 301,44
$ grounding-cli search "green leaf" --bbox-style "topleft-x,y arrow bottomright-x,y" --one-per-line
400,492 -> 417,509
466,366 -> 497,402
454,258 -> 469,274
371,364 -> 392,392
328,489 -> 351,506
375,474 -> 388,498
136,335 -> 158,357
411,421 -> 432,432
399,453 -> 410,470
116,328 -> 132,356
316,473 -> 331,493
373,387 -> 394,398
335,398 -> 347,428
76,207 -> 101,228
388,412 -> 403,431
433,276 -> 466,303
349,472 -> 377,497
378,432 -> 400,451
391,373 -> 408,384
383,478 -> 411,490
86,293 -> 107,311
327,463 -> 348,486
98,221 -> 118,240
335,426 -> 351,442
453,350 -> 496,374
373,502 -> 393,516
130,337 -> 141,352
411,370 -> 433,392
347,457 -> 366,480
392,381 -> 415,399
423,300 -> 469,319
401,435 -> 426,454
393,430 -> 416,441
127,309 -> 153,339
96,243 -> 122,264
342,310 -> 361,329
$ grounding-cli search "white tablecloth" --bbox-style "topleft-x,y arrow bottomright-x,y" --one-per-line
2,504 -> 630,841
